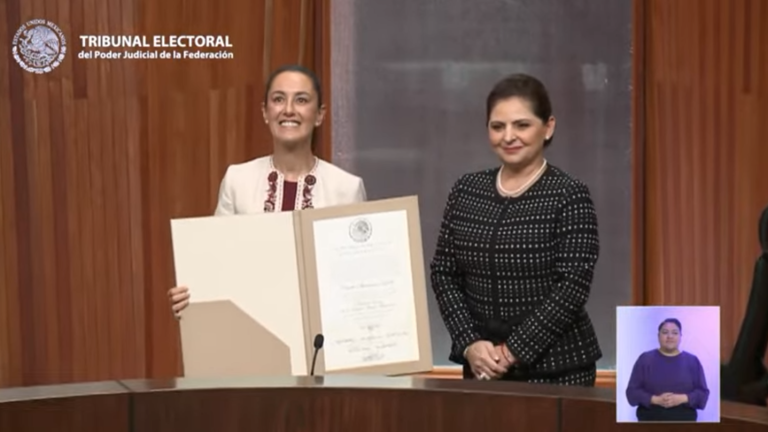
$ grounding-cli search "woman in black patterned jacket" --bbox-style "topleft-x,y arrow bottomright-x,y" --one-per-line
430,73 -> 602,386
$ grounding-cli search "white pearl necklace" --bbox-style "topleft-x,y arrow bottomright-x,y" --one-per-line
496,159 -> 548,197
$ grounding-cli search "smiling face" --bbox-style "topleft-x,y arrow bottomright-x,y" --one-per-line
658,321 -> 681,353
262,70 -> 325,147
487,96 -> 555,168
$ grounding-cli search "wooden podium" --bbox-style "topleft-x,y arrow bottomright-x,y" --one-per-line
170,196 -> 433,378
2,377 -> 767,431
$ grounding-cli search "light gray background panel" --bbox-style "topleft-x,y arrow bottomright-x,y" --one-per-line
331,0 -> 632,369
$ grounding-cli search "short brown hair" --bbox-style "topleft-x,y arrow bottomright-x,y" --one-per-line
486,73 -> 554,147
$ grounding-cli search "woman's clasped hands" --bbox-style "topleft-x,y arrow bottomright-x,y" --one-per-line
466,340 -> 516,380
651,393 -> 688,408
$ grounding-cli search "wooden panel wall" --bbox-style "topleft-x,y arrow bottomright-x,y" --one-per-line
0,0 -> 329,387
641,0 -> 768,360
4,0 -> 766,389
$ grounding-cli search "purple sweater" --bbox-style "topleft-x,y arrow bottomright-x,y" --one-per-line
625,349 -> 710,410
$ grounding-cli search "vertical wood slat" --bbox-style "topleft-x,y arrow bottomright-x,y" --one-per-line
63,0 -> 86,385
48,0 -> 71,384
643,0 -> 768,361
0,0 -> 327,387
0,0 -> 15,387
6,0 -> 33,385
62,81 -> 84,381
48,78 -> 72,381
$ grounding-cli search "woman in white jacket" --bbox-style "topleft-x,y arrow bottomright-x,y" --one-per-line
167,64 -> 366,317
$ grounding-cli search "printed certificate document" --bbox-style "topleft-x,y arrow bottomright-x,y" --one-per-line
311,210 -> 420,371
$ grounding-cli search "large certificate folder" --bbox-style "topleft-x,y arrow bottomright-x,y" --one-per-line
170,195 -> 433,378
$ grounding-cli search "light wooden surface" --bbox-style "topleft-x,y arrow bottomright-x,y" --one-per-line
415,367 -> 617,389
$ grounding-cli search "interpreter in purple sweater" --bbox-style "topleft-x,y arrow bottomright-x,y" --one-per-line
625,318 -> 710,422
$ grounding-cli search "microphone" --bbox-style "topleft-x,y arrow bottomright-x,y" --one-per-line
309,334 -> 324,376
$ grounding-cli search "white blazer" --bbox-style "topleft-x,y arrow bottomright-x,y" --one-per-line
214,156 -> 366,215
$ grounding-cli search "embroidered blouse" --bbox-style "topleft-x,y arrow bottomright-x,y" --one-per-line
214,155 -> 367,215
263,158 -> 319,212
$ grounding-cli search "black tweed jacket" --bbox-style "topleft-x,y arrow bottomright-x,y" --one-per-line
430,164 -> 603,375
